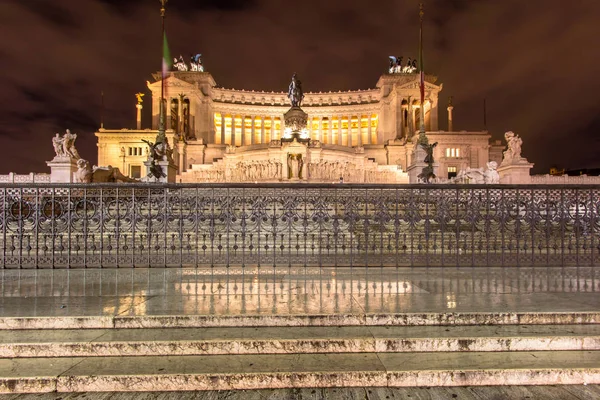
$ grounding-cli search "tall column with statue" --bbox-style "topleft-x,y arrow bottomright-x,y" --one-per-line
136,93 -> 144,130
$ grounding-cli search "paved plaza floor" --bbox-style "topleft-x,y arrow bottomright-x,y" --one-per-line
1,266 -> 599,318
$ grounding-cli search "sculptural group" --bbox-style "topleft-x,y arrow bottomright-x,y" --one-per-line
52,129 -> 80,159
230,159 -> 284,181
173,54 -> 204,72
388,56 -> 418,74
417,142 -> 438,183
452,161 -> 500,184
141,137 -> 173,180
502,131 -> 523,165
74,159 -> 137,183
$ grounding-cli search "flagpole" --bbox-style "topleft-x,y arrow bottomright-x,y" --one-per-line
483,98 -> 487,130
100,90 -> 104,129
418,1 -> 427,145
158,0 -> 168,142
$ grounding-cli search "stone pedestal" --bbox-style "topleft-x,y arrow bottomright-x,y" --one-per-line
143,160 -> 177,183
498,160 -> 534,184
47,157 -> 79,183
385,138 -> 408,172
407,145 -> 438,183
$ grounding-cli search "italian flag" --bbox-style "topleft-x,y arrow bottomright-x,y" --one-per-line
162,32 -> 171,76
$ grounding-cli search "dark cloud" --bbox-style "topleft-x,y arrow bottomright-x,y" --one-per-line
1,0 -> 599,173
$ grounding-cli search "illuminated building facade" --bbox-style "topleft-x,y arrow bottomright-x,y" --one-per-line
96,69 -> 504,182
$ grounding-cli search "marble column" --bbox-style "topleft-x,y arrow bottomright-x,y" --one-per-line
230,116 -> 236,146
251,116 -> 256,145
318,117 -> 323,142
447,105 -> 454,132
367,115 -> 372,145
178,96 -> 184,136
136,104 -> 142,130
220,114 -> 225,145
241,116 -> 246,146
271,116 -> 275,141
328,117 -> 333,144
355,117 -> 361,147
260,116 -> 265,143
338,115 -> 343,146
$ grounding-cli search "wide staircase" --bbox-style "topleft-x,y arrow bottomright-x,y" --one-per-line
1,267 -> 600,393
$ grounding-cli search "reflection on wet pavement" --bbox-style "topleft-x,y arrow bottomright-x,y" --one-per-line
1,267 -> 598,317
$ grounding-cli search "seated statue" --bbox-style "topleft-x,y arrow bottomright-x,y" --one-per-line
453,161 -> 500,184
74,159 -> 138,183
484,161 -> 499,184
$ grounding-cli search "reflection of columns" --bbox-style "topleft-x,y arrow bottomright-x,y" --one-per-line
367,116 -> 372,145
251,116 -> 255,145
241,116 -> 246,146
136,104 -> 142,130
220,114 -> 225,145
271,116 -> 275,141
447,105 -> 454,132
260,116 -> 265,143
338,115 -> 343,145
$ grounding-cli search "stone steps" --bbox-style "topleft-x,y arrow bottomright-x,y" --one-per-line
1,325 -> 600,358
2,311 -> 600,330
2,351 -> 600,393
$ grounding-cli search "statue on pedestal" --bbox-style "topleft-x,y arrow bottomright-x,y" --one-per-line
52,129 -> 80,159
417,142 -> 437,183
288,73 -> 304,107
502,131 -> 523,165
287,153 -> 303,179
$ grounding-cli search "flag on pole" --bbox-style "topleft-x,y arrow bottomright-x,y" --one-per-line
420,70 -> 425,109
162,32 -> 171,77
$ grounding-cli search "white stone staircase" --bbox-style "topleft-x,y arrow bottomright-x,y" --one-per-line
1,313 -> 600,393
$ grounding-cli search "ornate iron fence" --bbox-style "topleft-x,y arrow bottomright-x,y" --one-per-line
0,183 -> 598,268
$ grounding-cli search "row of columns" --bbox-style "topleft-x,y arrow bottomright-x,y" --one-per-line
216,114 -> 378,147
308,116 -> 376,146
218,115 -> 283,146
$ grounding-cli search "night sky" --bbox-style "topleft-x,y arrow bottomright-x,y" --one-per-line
2,0 -> 599,174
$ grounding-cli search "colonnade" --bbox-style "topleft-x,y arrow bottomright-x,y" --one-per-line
214,113 -> 379,146
307,115 -> 378,146
214,114 -> 283,146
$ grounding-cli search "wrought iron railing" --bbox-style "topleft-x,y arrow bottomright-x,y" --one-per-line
0,183 -> 598,268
